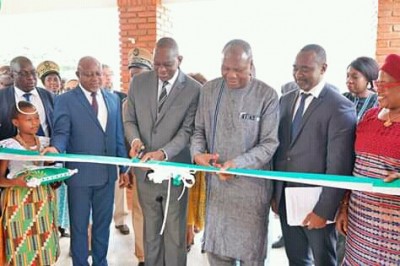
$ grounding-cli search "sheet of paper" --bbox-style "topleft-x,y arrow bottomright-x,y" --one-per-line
285,187 -> 335,226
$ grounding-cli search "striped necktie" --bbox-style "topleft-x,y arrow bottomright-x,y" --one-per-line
158,81 -> 169,113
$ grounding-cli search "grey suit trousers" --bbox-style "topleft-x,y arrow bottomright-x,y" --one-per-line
135,168 -> 188,266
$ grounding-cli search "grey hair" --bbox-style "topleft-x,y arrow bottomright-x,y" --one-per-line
10,56 -> 32,72
222,39 -> 253,61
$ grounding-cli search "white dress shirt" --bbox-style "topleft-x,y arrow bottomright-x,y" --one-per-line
80,85 -> 108,131
14,87 -> 49,136
157,69 -> 180,99
293,80 -> 325,119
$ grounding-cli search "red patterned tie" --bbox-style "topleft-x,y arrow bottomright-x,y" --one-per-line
91,92 -> 98,116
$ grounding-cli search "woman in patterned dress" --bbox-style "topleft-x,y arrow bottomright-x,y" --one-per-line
336,54 -> 400,265
0,101 -> 59,265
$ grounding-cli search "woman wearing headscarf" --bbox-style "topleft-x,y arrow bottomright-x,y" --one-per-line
336,54 -> 400,265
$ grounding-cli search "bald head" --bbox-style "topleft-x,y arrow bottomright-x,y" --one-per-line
76,56 -> 103,92
222,39 -> 253,62
10,56 -> 33,73
156,37 -> 179,57
154,37 -> 182,81
77,56 -> 101,72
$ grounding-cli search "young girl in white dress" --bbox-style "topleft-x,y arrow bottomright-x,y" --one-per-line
0,101 -> 59,266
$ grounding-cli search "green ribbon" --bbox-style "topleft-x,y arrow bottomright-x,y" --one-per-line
0,147 -> 399,194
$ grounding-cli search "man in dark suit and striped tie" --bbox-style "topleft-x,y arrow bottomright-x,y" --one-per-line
0,56 -> 54,141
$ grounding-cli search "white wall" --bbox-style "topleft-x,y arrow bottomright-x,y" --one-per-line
0,0 -> 378,92
0,0 -> 116,14
166,0 -> 378,93
0,7 -> 120,88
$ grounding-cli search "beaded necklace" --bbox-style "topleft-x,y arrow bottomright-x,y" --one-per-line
14,134 -> 41,165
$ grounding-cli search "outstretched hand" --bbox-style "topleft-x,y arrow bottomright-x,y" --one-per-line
40,146 -> 59,155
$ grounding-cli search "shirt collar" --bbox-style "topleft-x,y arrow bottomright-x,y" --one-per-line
15,86 -> 38,97
299,79 -> 325,98
80,83 -> 100,97
159,69 -> 180,88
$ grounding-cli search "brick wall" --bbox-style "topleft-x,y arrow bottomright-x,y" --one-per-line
376,0 -> 400,64
117,0 -> 172,92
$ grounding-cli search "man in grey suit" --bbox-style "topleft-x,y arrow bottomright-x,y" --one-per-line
273,44 -> 356,266
123,37 -> 201,266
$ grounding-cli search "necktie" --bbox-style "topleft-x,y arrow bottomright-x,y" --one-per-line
23,93 -> 32,102
291,93 -> 311,141
22,92 -> 46,136
91,92 -> 98,116
158,81 -> 169,113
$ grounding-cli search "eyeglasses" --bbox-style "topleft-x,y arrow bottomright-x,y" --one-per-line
373,81 -> 400,90
14,70 -> 37,77
79,71 -> 103,78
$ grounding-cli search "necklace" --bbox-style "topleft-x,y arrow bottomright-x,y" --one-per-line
384,110 -> 400,127
14,134 -> 41,165
353,94 -> 376,122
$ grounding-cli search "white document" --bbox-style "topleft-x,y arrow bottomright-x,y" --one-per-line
285,187 -> 335,226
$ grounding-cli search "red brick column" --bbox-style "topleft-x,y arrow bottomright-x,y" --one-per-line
117,0 -> 172,92
376,0 -> 400,64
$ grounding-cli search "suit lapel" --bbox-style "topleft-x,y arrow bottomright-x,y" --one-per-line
101,89 -> 111,133
9,87 -> 16,106
287,91 -> 299,144
155,71 -> 185,125
75,87 -> 103,131
148,73 -> 158,123
36,88 -> 53,135
290,87 -> 327,145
